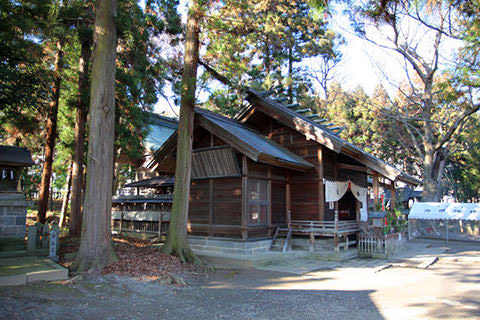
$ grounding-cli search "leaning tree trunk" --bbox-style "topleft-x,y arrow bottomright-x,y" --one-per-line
73,0 -> 118,272
162,1 -> 202,264
37,40 -> 64,224
70,31 -> 92,237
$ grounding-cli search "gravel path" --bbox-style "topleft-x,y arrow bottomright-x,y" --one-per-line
0,239 -> 479,320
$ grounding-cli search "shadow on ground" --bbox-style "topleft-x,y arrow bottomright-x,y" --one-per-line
0,273 -> 383,320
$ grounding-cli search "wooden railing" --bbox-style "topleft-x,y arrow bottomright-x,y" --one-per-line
290,220 -> 360,235
289,219 -> 360,252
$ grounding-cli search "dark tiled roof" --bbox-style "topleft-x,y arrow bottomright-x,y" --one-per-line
0,146 -> 34,166
124,175 -> 174,188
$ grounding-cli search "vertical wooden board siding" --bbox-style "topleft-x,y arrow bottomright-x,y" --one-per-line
270,166 -> 287,181
290,182 -> 319,202
189,180 -> 209,223
247,160 -> 270,178
322,148 -> 336,180
192,127 -> 211,149
247,226 -> 270,239
191,147 -> 240,179
213,136 -> 227,146
291,167 -> 319,182
271,181 -> 286,224
244,111 -> 273,136
291,180 -> 319,221
212,178 -> 242,225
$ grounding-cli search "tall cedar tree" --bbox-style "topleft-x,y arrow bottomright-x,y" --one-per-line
162,0 -> 204,263
70,9 -> 93,237
37,39 -> 64,223
202,0 -> 332,115
73,0 -> 118,272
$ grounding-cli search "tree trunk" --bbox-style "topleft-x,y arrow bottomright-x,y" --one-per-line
59,161 -> 73,228
37,39 -> 64,224
73,0 -> 118,272
422,147 -> 446,202
162,0 -> 202,264
287,44 -> 294,104
70,30 -> 92,237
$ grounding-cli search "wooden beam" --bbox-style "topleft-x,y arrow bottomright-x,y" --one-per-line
317,147 -> 324,221
238,106 -> 257,123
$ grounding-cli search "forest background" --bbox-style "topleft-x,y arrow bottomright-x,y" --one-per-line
1,0 -> 479,227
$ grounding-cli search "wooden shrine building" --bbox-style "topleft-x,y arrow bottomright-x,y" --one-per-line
147,89 -> 420,253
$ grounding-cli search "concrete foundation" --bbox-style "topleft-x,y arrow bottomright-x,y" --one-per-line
188,236 -> 272,255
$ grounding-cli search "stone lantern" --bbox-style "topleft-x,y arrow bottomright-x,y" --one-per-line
0,145 -> 34,240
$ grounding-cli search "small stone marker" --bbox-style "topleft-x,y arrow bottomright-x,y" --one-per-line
41,224 -> 50,249
27,224 -> 38,254
49,224 -> 60,261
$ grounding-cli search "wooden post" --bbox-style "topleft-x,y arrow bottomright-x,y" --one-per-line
390,180 -> 396,211
208,133 -> 214,237
286,172 -> 291,227
373,174 -> 379,209
267,167 -> 272,236
208,179 -> 214,237
334,201 -> 339,252
317,147 -> 324,221
241,155 -> 248,240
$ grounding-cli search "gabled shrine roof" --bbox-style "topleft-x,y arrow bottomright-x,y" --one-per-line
236,88 -> 420,185
148,108 -> 314,172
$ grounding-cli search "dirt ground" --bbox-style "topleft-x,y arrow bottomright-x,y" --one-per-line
0,239 -> 479,320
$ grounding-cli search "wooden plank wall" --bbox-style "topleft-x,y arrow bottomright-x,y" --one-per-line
256,115 -> 322,222
188,128 -> 244,238
245,112 -> 369,223
189,178 -> 243,238
246,160 -> 286,238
